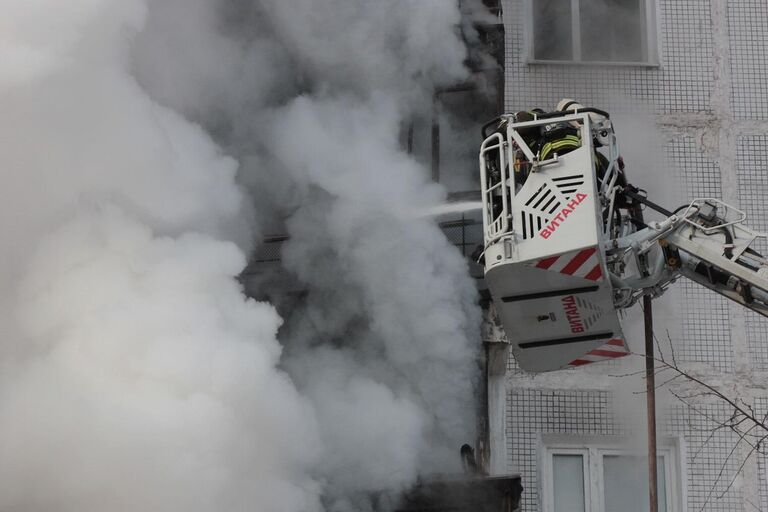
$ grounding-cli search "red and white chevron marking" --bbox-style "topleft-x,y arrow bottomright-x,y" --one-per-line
532,247 -> 603,281
568,338 -> 629,367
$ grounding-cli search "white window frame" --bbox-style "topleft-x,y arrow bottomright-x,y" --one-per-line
524,0 -> 660,66
539,435 -> 685,512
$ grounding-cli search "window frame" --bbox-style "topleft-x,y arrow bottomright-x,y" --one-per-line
524,0 -> 660,67
539,435 -> 684,512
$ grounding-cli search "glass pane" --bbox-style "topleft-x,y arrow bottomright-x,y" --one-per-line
553,454 -> 585,512
657,458 -> 667,512
533,0 -> 573,60
580,0 -> 644,62
603,455 -> 666,512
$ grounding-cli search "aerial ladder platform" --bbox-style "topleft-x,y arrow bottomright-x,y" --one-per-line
479,103 -> 768,372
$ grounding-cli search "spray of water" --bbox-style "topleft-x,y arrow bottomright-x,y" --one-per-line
416,201 -> 484,218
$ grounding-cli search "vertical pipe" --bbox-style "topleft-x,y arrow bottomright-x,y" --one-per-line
481,341 -> 490,475
630,177 -> 658,512
431,92 -> 440,182
461,213 -> 467,256
644,295 -> 658,512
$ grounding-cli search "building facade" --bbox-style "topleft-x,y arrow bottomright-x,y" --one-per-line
493,1 -> 768,511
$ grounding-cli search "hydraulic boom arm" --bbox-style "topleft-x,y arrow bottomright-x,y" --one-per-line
609,195 -> 768,317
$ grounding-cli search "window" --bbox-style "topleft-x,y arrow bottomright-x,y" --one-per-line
528,0 -> 657,64
541,437 -> 682,512
601,453 -> 668,512
552,452 -> 587,512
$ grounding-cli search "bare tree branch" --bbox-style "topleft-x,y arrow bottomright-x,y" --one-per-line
631,351 -> 768,435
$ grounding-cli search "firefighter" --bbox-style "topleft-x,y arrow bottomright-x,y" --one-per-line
555,99 -> 629,203
513,105 -> 582,165
539,119 -> 581,161
515,100 -> 627,187
511,108 -> 544,188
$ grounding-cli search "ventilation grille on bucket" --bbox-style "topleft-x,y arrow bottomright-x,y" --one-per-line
552,174 -> 586,200
519,174 -> 584,239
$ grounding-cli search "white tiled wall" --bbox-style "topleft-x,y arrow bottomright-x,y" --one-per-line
502,1 -> 768,510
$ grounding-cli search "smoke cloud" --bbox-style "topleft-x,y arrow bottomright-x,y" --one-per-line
0,1 -> 483,510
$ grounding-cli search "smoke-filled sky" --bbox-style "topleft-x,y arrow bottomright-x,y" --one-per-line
0,1 -> 483,511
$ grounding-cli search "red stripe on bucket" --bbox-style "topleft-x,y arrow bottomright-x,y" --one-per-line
584,264 -> 603,281
561,248 -> 597,275
535,256 -> 560,269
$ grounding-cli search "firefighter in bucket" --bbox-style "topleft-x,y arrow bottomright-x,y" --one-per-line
512,99 -> 623,189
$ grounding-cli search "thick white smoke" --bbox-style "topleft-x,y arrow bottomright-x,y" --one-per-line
135,1 -> 482,506
1,0 -> 483,510
0,2 -> 319,511
1,209 -> 321,511
273,96 -> 480,501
